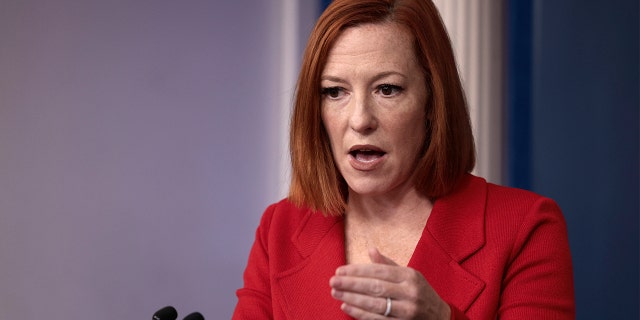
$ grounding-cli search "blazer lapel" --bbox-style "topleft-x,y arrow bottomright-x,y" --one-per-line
272,175 -> 487,317
274,211 -> 351,320
409,175 -> 487,312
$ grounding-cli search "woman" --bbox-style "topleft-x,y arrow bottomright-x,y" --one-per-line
233,0 -> 574,319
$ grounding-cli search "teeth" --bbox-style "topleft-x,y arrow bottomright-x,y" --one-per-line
355,151 -> 380,162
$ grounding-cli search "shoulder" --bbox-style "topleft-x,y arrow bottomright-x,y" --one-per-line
486,180 -> 553,208
447,174 -> 566,241
257,198 -> 313,234
254,198 -> 344,268
453,174 -> 563,220
256,199 -> 341,246
261,198 -> 309,220
475,177 -> 568,256
456,174 -> 552,206
483,179 -> 565,226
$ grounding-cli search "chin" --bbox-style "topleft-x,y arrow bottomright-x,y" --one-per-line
346,180 -> 390,197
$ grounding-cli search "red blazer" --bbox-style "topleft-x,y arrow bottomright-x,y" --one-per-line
233,175 -> 575,319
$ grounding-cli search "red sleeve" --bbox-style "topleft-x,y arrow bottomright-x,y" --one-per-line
232,204 -> 276,320
498,197 -> 575,319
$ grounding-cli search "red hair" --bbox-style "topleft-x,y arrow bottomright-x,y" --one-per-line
289,0 -> 475,215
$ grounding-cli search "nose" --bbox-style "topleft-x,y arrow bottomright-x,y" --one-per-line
349,94 -> 377,134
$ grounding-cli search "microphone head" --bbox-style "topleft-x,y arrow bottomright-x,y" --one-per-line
153,306 -> 178,320
183,312 -> 204,320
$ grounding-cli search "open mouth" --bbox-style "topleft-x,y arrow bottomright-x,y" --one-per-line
349,149 -> 386,162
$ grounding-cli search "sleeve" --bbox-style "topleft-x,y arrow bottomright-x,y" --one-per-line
498,197 -> 575,319
232,204 -> 276,320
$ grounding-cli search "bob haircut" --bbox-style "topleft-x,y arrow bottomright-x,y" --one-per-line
289,0 -> 475,215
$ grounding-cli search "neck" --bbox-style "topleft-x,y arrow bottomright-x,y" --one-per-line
344,187 -> 433,266
346,186 -> 433,227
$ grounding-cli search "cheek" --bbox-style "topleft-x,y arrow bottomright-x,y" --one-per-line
321,113 -> 340,154
396,114 -> 427,151
321,117 -> 333,142
321,110 -> 342,141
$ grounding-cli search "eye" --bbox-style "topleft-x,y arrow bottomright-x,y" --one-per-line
321,86 -> 345,99
377,84 -> 403,97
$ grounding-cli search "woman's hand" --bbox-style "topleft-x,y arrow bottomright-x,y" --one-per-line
329,247 -> 451,320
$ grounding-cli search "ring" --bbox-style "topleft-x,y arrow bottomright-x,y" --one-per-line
383,297 -> 392,317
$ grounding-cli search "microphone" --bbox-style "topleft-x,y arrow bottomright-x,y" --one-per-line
153,306 -> 178,320
183,312 -> 204,320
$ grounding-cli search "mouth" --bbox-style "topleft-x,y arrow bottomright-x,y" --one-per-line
348,146 -> 386,163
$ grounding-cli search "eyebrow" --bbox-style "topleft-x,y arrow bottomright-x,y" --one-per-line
320,71 -> 407,83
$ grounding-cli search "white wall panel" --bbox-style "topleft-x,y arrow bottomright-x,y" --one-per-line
433,0 -> 505,183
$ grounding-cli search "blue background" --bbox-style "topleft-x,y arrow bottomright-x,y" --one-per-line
508,0 -> 638,318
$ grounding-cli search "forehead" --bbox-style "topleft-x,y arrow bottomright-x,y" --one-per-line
323,22 -> 417,76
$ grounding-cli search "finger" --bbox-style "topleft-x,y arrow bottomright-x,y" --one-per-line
330,273 -> 419,308
335,263 -> 406,283
368,247 -> 399,266
340,302 -> 390,320
340,302 -> 393,320
336,290 -> 414,320
332,289 -> 391,318
330,274 -> 395,297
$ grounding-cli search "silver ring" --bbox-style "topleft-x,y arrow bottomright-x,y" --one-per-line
383,297 -> 392,317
